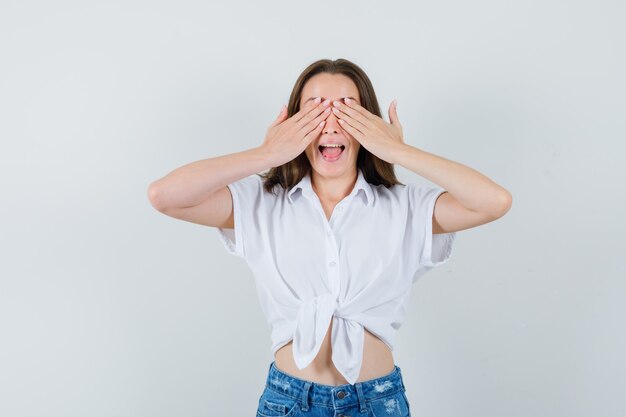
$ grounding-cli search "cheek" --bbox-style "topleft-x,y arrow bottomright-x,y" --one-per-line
304,145 -> 311,156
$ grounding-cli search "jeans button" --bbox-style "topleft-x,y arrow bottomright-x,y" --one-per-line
337,390 -> 345,399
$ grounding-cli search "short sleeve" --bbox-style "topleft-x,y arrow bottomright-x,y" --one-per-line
408,184 -> 457,283
215,174 -> 264,259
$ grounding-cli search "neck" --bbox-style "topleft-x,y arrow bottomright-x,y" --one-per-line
310,168 -> 358,203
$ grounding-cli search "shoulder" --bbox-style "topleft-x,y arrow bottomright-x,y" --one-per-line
371,182 -> 446,209
369,182 -> 410,205
229,174 -> 274,194
227,174 -> 283,209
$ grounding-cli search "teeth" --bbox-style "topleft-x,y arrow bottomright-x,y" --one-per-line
318,143 -> 345,154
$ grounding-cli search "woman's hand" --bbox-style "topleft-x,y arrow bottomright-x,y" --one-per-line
332,98 -> 406,164
261,97 -> 332,168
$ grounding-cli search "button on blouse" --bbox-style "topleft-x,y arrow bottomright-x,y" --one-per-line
216,167 -> 457,384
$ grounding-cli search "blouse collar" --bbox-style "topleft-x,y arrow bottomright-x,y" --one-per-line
287,167 -> 373,207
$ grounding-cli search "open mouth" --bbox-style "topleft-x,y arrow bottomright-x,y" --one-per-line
318,144 -> 345,162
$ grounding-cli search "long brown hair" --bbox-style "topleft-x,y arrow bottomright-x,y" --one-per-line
259,58 -> 404,195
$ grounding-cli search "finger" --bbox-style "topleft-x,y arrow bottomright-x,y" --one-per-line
300,106 -> 331,138
337,119 -> 352,140
293,96 -> 323,123
388,99 -> 400,126
269,104 -> 288,128
341,97 -> 375,121
331,104 -> 369,132
333,98 -> 373,129
302,116 -> 328,143
337,117 -> 365,143
295,98 -> 331,129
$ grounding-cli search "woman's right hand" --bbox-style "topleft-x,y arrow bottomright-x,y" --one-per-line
260,97 -> 332,168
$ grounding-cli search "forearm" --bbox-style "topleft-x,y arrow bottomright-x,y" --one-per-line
391,143 -> 512,216
148,146 -> 272,210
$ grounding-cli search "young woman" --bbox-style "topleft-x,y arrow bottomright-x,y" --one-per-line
148,58 -> 512,417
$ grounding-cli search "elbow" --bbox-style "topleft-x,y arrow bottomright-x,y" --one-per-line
491,190 -> 513,219
147,181 -> 167,212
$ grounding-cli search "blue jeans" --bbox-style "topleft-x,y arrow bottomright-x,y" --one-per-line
256,361 -> 411,417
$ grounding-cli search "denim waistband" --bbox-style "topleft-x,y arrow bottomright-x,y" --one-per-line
264,361 -> 406,411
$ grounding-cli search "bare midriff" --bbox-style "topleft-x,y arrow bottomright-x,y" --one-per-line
274,316 -> 395,385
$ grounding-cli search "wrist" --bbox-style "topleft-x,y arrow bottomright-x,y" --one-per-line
388,142 -> 414,165
252,145 -> 279,169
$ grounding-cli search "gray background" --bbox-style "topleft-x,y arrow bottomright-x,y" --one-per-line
1,0 -> 624,416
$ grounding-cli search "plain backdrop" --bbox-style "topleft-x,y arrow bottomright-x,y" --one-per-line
1,1 -> 624,416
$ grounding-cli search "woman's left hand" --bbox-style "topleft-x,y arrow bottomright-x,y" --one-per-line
332,98 -> 406,164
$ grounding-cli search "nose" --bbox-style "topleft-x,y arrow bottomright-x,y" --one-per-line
322,111 -> 341,135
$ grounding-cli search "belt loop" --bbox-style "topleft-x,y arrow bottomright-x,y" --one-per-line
355,382 -> 367,413
396,366 -> 406,390
300,381 -> 311,411
265,361 -> 273,387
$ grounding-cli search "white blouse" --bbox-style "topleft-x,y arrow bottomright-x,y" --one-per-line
216,167 -> 457,384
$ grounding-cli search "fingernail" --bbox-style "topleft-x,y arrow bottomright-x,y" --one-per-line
314,97 -> 322,104
344,98 -> 351,105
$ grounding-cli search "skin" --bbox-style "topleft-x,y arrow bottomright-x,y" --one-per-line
274,73 -> 396,385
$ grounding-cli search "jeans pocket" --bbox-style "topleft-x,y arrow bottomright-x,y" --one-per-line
367,390 -> 410,417
256,387 -> 300,417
